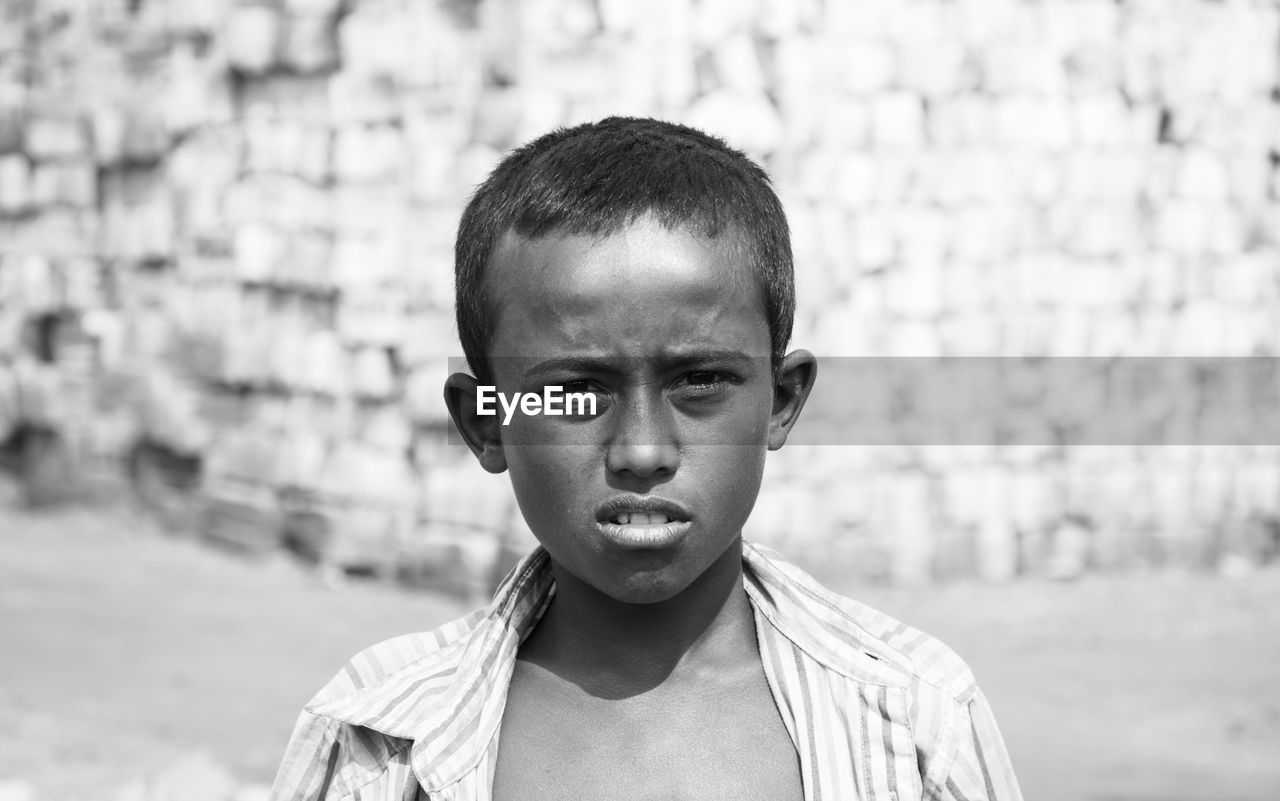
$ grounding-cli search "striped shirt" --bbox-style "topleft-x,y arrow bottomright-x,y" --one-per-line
270,541 -> 1023,801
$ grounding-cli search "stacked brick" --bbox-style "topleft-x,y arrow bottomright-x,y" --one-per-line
0,0 -> 1277,584
0,0 -> 121,505
747,0 -> 1280,581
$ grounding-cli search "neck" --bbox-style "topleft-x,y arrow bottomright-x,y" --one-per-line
521,539 -> 758,699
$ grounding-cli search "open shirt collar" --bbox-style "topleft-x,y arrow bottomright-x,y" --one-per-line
307,540 -> 909,793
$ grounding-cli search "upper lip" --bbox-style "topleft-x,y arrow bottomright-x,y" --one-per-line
596,495 -> 691,524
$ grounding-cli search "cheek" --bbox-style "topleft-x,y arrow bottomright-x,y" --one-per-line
504,446 -> 595,518
691,445 -> 767,509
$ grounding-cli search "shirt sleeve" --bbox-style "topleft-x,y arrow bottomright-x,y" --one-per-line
935,688 -> 1024,801
268,709 -> 344,801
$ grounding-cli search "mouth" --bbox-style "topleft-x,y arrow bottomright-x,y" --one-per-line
605,511 -> 678,525
595,496 -> 692,549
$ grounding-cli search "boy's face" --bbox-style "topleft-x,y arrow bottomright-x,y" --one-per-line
447,215 -> 814,604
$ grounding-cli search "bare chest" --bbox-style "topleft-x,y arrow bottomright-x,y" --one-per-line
491,663 -> 804,801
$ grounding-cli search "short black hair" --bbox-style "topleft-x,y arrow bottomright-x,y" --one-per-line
454,116 -> 794,384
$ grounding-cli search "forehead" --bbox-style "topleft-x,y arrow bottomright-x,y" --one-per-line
491,216 -> 754,290
484,216 -> 769,360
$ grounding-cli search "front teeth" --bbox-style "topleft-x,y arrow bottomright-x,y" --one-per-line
612,512 -> 670,525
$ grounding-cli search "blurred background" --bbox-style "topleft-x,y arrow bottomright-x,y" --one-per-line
1,0 -> 1279,799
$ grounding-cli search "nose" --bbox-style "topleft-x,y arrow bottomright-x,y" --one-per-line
605,390 -> 681,480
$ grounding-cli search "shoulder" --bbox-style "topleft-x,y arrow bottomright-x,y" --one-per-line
743,541 -> 978,703
269,609 -> 488,801
744,543 -> 1024,796
818,583 -> 979,704
273,548 -> 558,801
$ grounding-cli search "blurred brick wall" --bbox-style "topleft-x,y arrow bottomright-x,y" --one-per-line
0,0 -> 1277,583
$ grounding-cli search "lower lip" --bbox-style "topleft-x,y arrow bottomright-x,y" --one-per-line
596,521 -> 692,549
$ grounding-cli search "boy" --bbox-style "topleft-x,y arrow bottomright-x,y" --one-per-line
270,117 -> 1023,800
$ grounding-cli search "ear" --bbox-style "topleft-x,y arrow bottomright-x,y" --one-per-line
768,349 -> 817,451
444,372 -> 508,473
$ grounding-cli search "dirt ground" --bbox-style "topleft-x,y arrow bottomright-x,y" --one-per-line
2,507 -> 1279,801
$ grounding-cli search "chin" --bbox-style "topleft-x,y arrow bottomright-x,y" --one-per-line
599,570 -> 693,605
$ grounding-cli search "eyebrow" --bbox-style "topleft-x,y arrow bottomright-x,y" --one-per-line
519,349 -> 758,378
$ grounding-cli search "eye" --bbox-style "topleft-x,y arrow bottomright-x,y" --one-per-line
685,371 -> 725,388
672,370 -> 735,399
557,379 -> 609,417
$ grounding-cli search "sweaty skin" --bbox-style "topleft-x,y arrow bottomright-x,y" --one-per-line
445,216 -> 815,801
